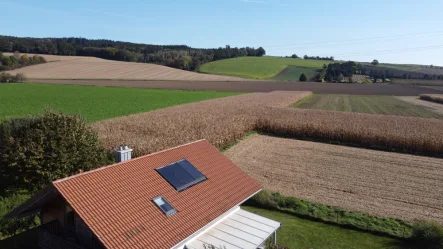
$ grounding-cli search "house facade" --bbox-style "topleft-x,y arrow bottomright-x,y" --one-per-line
7,140 -> 280,249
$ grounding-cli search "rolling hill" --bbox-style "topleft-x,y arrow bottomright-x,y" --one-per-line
198,56 -> 330,80
5,54 -> 248,81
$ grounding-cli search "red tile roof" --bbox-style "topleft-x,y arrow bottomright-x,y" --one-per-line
52,140 -> 262,249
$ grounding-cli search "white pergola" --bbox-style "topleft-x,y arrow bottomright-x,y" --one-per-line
186,209 -> 280,249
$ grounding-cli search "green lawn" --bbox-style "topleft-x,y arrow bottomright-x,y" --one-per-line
271,66 -> 317,81
0,83 -> 241,122
199,56 -> 331,79
243,206 -> 402,249
296,94 -> 443,118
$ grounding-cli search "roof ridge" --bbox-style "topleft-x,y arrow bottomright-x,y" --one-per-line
53,139 -> 208,184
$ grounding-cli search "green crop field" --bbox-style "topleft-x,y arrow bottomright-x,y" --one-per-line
295,94 -> 443,118
0,84 -> 241,122
243,207 -> 401,249
199,56 -> 331,79
271,66 -> 317,81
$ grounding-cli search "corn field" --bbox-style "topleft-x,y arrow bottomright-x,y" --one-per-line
420,94 -> 443,104
91,91 -> 443,157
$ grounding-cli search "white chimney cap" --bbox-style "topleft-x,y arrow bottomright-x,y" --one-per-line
115,145 -> 133,163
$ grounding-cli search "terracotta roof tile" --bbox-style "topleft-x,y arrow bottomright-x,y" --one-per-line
53,140 -> 261,249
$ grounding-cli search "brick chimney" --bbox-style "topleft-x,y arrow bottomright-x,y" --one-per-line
114,145 -> 133,163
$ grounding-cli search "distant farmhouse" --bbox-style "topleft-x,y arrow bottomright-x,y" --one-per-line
6,140 -> 280,249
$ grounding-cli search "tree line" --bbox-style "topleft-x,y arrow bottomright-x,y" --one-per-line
285,54 -> 334,61
317,61 -> 443,83
323,61 -> 364,82
303,55 -> 334,61
0,36 -> 266,71
0,52 -> 47,71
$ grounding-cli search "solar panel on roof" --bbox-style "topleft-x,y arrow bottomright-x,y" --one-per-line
157,159 -> 207,192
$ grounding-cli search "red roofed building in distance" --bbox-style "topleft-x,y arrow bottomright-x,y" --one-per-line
6,140 -> 280,249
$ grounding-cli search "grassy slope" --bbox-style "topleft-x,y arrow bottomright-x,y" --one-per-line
243,206 -> 401,249
296,94 -> 443,119
199,56 -> 330,79
0,84 -> 241,122
271,66 -> 317,81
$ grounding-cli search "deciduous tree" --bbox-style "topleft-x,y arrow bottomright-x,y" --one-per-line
0,111 -> 110,194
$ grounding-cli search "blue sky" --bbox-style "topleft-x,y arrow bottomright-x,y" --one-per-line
1,0 -> 442,65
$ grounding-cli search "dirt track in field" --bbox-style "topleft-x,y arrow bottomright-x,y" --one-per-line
225,134 -> 443,223
6,55 -> 247,81
31,79 -> 443,95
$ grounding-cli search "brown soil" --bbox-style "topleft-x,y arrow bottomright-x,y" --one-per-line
32,79 -> 443,96
225,134 -> 443,223
393,79 -> 443,86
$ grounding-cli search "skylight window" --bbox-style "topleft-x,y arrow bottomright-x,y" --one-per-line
156,159 -> 207,192
152,196 -> 177,217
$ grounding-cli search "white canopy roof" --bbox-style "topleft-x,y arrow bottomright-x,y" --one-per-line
186,208 -> 281,249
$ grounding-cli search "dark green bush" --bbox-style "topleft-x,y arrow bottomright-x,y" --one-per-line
410,221 -> 443,249
0,194 -> 38,239
0,111 -> 110,194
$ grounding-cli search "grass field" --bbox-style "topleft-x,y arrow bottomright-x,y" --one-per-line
0,84 -> 241,122
242,206 -> 401,249
270,66 -> 317,81
296,94 -> 443,118
198,56 -> 331,79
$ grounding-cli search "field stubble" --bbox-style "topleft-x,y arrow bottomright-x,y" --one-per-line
6,54 -> 247,81
225,134 -> 443,224
91,91 -> 443,158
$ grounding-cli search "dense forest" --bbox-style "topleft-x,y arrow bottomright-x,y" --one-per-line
0,52 -> 46,71
0,36 -> 266,71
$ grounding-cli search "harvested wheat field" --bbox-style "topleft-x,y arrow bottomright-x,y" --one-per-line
225,134 -> 443,223
6,54 -> 247,81
91,91 -> 443,158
